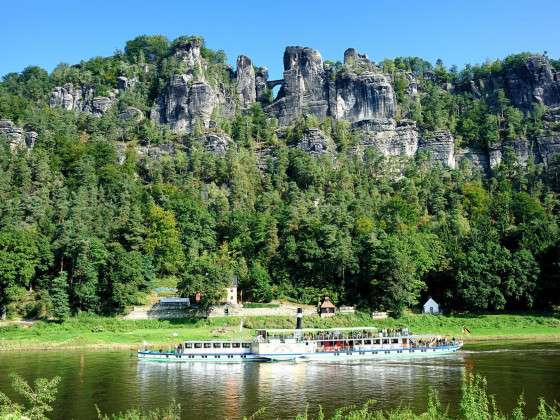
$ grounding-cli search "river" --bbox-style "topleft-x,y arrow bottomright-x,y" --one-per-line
0,342 -> 558,419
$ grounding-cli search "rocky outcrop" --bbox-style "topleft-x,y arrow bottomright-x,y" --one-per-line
268,47 -> 330,125
137,143 -> 180,159
487,139 -> 531,168
118,106 -> 144,122
536,134 -> 560,168
151,75 -> 217,133
466,55 -> 560,113
49,83 -> 117,116
418,130 -> 456,168
266,46 -> 396,126
151,37 -> 242,134
197,133 -> 232,154
352,118 -> 418,157
295,128 -> 336,156
117,76 -> 137,91
0,120 -> 37,151
236,55 -> 256,108
172,37 -> 203,68
334,71 -> 395,123
455,147 -> 491,173
504,55 -> 560,111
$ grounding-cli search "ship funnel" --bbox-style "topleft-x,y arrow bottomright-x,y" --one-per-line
296,308 -> 303,329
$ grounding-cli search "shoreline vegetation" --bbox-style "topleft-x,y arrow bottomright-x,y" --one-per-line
1,312 -> 559,351
1,372 -> 559,420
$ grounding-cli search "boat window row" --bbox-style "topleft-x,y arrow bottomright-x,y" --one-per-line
184,342 -> 251,349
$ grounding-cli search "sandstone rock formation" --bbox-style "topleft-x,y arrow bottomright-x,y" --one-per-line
118,106 -> 144,122
267,46 -> 330,125
265,46 -> 396,126
352,118 -> 418,158
0,120 -> 37,151
197,133 -> 232,154
236,55 -> 256,108
504,55 -> 560,111
334,71 -> 395,123
151,75 -> 217,133
418,130 -> 456,168
295,128 -> 336,156
49,83 -> 117,116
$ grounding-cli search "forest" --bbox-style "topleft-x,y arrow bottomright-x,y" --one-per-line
1,34 -> 560,319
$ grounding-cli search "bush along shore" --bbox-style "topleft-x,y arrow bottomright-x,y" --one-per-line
1,312 -> 559,351
0,373 -> 559,419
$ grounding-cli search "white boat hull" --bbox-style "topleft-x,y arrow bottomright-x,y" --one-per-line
138,344 -> 462,363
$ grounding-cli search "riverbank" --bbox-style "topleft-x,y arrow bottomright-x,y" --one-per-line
1,312 -> 559,351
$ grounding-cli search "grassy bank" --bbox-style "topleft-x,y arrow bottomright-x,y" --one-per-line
1,312 -> 559,351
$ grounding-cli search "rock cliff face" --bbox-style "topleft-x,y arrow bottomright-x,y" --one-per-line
536,134 -> 560,168
295,128 -> 336,156
467,55 -> 560,112
151,74 -> 217,133
334,71 -> 395,123
46,43 -> 560,171
504,56 -> 560,111
267,47 -> 329,125
351,119 -> 418,158
266,47 -> 396,125
49,83 -> 117,116
197,133 -> 232,154
236,55 -> 256,109
0,120 -> 37,151
418,130 -> 456,168
151,38 -> 240,133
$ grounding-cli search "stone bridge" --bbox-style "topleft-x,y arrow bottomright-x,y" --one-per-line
266,79 -> 284,90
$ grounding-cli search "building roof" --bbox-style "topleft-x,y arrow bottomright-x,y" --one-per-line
423,297 -> 438,307
159,297 -> 189,304
320,297 -> 336,309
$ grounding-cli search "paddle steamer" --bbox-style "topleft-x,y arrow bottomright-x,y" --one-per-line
138,310 -> 462,362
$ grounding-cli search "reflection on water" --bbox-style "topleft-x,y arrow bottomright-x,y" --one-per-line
0,345 -> 558,420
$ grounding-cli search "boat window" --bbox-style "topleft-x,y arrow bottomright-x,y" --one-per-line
185,343 -> 192,349
397,350 -> 402,353
242,343 -> 250,348
213,343 -> 221,348
215,355 -> 220,358
202,355 -> 207,358
382,339 -> 389,344
194,343 -> 202,348
373,351 -> 378,355
189,355 -> 194,358
385,350 -> 390,354
204,343 -> 212,348
223,343 -> 231,348
364,340 -> 371,345
232,343 -> 240,348
391,338 -> 398,344
374,339 -> 381,345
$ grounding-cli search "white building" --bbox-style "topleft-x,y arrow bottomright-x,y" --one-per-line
423,297 -> 440,314
226,277 -> 238,305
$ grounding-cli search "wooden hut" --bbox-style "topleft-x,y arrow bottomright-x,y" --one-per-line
319,297 -> 336,318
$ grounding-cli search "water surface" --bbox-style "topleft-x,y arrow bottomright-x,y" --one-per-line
0,342 -> 558,419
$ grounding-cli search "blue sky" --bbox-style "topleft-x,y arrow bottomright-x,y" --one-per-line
1,0 -> 559,79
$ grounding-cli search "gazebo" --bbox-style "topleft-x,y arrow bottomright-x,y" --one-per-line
319,297 -> 336,318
